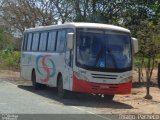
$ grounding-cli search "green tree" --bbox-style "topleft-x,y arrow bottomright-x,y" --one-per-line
0,0 -> 58,34
121,0 -> 160,36
0,25 -> 14,50
137,20 -> 160,99
71,0 -> 130,24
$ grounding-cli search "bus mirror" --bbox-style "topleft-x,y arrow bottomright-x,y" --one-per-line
67,33 -> 74,49
132,37 -> 138,53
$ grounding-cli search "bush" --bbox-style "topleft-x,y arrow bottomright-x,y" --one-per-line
134,54 -> 159,69
0,49 -> 20,70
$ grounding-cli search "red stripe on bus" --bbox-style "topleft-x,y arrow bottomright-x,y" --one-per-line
72,73 -> 132,95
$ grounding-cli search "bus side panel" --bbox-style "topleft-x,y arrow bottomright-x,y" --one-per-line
32,53 -> 67,88
20,52 -> 33,81
63,65 -> 73,91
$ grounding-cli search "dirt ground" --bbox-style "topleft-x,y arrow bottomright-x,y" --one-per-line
0,69 -> 160,114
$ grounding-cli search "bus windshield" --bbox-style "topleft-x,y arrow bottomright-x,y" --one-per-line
76,29 -> 132,72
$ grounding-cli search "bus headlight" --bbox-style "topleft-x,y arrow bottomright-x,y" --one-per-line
121,76 -> 132,83
73,72 -> 89,81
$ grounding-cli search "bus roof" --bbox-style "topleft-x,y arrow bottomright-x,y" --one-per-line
24,22 -> 130,33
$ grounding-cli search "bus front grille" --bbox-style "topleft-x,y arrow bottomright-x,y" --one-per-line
91,73 -> 117,80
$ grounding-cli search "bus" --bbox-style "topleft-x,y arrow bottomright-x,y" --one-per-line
20,23 -> 138,100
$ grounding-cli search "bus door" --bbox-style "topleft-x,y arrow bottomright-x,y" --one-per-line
63,29 -> 74,90
64,47 -> 73,91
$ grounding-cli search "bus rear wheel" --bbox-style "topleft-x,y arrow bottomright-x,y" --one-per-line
57,76 -> 68,99
32,71 -> 41,90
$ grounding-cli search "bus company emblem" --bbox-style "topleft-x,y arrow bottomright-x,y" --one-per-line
36,55 -> 56,83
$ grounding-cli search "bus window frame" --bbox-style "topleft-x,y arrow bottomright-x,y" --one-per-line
26,33 -> 33,51
31,32 -> 40,51
47,30 -> 57,52
22,33 -> 28,51
39,31 -> 49,52
75,28 -> 133,73
22,28 -> 75,54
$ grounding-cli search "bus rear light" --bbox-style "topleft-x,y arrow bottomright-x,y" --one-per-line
73,72 -> 89,81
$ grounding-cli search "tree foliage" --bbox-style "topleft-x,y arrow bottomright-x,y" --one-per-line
0,25 -> 15,50
1,0 -> 160,34
0,0 -> 58,34
136,19 -> 160,99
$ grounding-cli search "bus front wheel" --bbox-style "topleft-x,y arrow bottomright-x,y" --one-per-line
103,95 -> 114,101
96,94 -> 114,101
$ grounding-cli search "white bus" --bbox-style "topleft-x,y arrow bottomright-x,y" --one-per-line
21,23 -> 138,100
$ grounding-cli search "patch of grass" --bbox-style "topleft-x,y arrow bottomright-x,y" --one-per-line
134,56 -> 159,69
0,49 -> 20,70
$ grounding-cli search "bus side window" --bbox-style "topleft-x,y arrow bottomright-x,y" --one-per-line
56,30 -> 66,52
47,31 -> 57,51
39,32 -> 48,51
32,32 -> 40,51
23,33 -> 28,51
27,33 -> 33,51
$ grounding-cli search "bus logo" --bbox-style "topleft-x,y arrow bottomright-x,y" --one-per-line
36,55 -> 56,83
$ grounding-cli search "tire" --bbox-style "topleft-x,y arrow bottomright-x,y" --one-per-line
96,94 -> 114,101
57,76 -> 68,99
103,95 -> 114,101
31,71 -> 41,90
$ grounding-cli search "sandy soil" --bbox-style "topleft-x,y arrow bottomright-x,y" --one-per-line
114,87 -> 160,114
133,68 -> 158,83
0,69 -> 160,114
0,70 -> 31,85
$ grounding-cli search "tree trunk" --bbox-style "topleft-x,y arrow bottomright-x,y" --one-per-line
144,57 -> 152,99
158,63 -> 160,88
138,67 -> 141,83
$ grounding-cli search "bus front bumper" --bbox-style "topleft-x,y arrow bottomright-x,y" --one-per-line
72,74 -> 132,95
